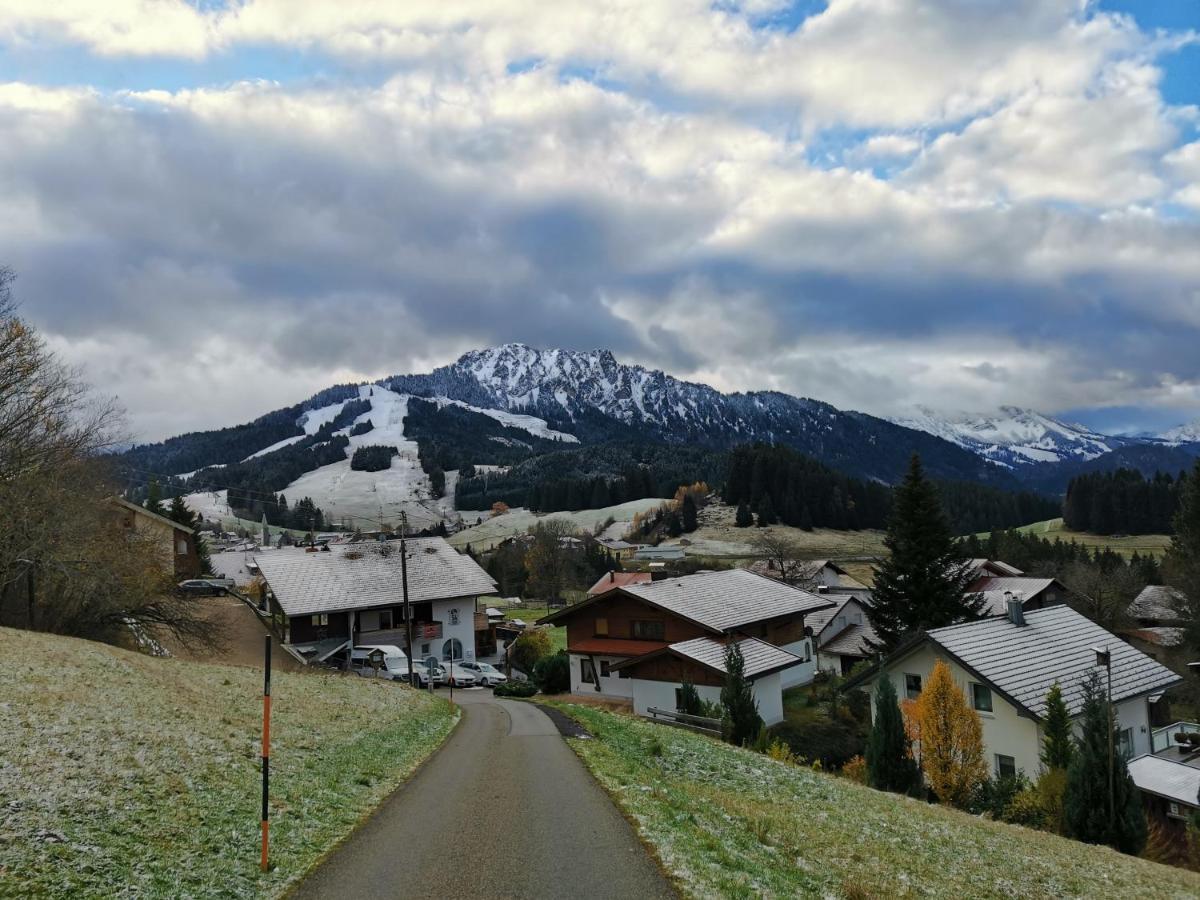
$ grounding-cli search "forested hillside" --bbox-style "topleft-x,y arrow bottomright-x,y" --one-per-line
1063,468 -> 1185,535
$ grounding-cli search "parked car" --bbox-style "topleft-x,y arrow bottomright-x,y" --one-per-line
350,645 -> 412,682
416,657 -> 449,688
177,577 -> 235,595
459,661 -> 508,686
445,662 -> 479,688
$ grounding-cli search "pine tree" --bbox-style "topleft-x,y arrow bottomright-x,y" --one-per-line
681,493 -> 698,533
755,495 -> 776,527
865,673 -> 920,794
167,495 -> 212,575
720,641 -> 763,747
1041,683 -> 1074,772
1064,671 -> 1147,854
678,680 -> 703,716
735,501 -> 753,528
145,479 -> 166,517
867,454 -> 986,651
917,660 -> 987,808
1165,460 -> 1200,658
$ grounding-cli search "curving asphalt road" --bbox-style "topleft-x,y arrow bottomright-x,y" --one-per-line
290,689 -> 676,900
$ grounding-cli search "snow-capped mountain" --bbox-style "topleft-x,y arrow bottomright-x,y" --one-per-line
889,406 -> 1125,468
1160,420 -> 1200,445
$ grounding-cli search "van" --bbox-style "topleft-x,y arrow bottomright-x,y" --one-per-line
352,645 -> 446,687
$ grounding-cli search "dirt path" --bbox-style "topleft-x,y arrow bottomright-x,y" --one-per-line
290,690 -> 676,899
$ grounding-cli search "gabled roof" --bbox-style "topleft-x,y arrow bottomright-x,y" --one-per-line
821,622 -> 878,659
256,537 -> 496,617
109,497 -> 193,535
1128,755 -> 1200,809
617,568 -> 834,632
1129,585 -> 1187,623
586,571 -> 652,596
542,568 -> 834,632
613,635 -> 801,680
849,606 -> 1181,720
968,559 -> 1024,578
744,558 -> 869,591
968,577 -> 1064,615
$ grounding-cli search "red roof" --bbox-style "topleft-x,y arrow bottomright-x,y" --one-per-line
586,571 -> 652,596
570,638 -> 668,657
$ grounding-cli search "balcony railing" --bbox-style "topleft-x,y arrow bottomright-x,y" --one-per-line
358,622 -> 442,649
1151,721 -> 1200,754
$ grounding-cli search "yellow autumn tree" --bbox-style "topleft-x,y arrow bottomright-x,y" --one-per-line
899,698 -> 922,766
917,660 -> 987,807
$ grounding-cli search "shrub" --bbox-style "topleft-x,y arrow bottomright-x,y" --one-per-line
510,629 -> 553,675
766,739 -> 798,765
1002,788 -> 1052,830
771,720 -> 865,770
493,680 -> 538,698
842,755 -> 868,784
534,651 -> 570,694
970,773 -> 1031,819
1037,768 -> 1069,834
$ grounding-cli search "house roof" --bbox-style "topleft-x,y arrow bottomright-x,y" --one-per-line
586,571 -> 653,596
1129,585 -> 1187,623
1126,627 -> 1186,648
744,558 -> 869,591
255,537 -> 496,617
597,538 -> 636,551
1128,755 -> 1200,809
633,545 -> 686,560
109,497 -> 193,535
968,577 -> 1063,615
968,559 -> 1024,578
821,622 -> 878,659
616,568 -> 835,632
614,635 -> 801,680
910,606 -> 1181,719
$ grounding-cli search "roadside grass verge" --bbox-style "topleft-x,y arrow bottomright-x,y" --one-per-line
550,703 -> 1200,899
0,627 -> 456,898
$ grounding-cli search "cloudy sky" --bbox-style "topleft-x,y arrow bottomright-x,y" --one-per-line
3,1 -> 1199,442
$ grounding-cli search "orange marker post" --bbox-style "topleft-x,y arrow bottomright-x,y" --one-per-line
261,634 -> 271,872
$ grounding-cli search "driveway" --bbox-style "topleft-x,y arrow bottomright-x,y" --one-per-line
290,690 -> 676,899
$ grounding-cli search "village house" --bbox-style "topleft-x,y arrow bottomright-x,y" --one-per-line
254,537 -> 496,666
108,497 -> 201,580
1123,585 -> 1188,661
586,570 -> 652,598
746,558 -> 869,594
596,537 -> 638,560
965,559 -> 1069,617
845,601 -> 1181,779
539,568 -> 835,724
806,595 -> 879,676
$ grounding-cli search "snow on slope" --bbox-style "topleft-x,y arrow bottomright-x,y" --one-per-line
891,406 -> 1118,467
281,386 -> 443,529
300,399 -> 350,435
1161,421 -> 1200,445
243,435 -> 306,461
429,396 -> 578,442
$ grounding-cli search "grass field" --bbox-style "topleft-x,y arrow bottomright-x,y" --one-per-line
504,604 -> 567,654
553,703 -> 1200,899
974,517 -> 1172,557
0,628 -> 457,898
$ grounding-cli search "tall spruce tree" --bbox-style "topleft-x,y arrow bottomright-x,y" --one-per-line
144,479 -> 166,517
1040,683 -> 1074,772
1063,671 -> 1147,854
867,454 -> 985,651
681,493 -> 698,533
735,501 -> 753,528
1165,460 -> 1200,657
720,641 -> 763,746
865,674 -> 920,794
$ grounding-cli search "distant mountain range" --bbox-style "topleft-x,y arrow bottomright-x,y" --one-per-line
118,344 -> 1200,523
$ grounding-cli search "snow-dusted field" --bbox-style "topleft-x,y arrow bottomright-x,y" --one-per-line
447,497 -> 665,551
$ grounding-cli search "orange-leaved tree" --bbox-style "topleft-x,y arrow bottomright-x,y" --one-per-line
917,659 -> 987,807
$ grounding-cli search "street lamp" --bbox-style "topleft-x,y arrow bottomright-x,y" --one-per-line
1092,646 -> 1114,833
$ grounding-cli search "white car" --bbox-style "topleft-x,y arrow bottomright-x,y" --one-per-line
445,662 -> 479,688
459,661 -> 508,686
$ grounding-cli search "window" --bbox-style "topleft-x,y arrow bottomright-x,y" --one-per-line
594,617 -> 609,637
580,659 -> 596,684
176,538 -> 188,555
311,614 -> 329,626
600,660 -> 611,678
421,643 -> 430,655
442,638 -> 463,661
379,609 -> 393,630
904,673 -> 922,700
970,683 -> 993,713
674,687 -> 684,710
1168,801 -> 1188,820
995,754 -> 1017,779
632,620 -> 665,640
1118,727 -> 1134,760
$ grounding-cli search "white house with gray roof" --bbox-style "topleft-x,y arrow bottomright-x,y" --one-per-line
255,537 -> 496,666
846,603 -> 1181,780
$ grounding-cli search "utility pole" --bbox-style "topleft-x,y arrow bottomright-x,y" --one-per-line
401,511 -> 414,689
1093,646 -> 1115,833
260,634 -> 272,872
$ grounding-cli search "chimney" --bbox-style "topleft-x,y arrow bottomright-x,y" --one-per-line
610,570 -> 615,583
1005,590 -> 1025,626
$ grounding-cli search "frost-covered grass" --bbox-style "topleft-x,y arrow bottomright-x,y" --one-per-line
552,703 -> 1200,899
0,628 -> 456,898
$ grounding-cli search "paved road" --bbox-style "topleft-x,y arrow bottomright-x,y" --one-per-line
291,690 -> 676,900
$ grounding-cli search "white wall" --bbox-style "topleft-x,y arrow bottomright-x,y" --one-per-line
753,672 -> 785,726
631,678 -> 721,717
569,653 -> 634,698
433,598 -> 476,662
779,639 -> 816,688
